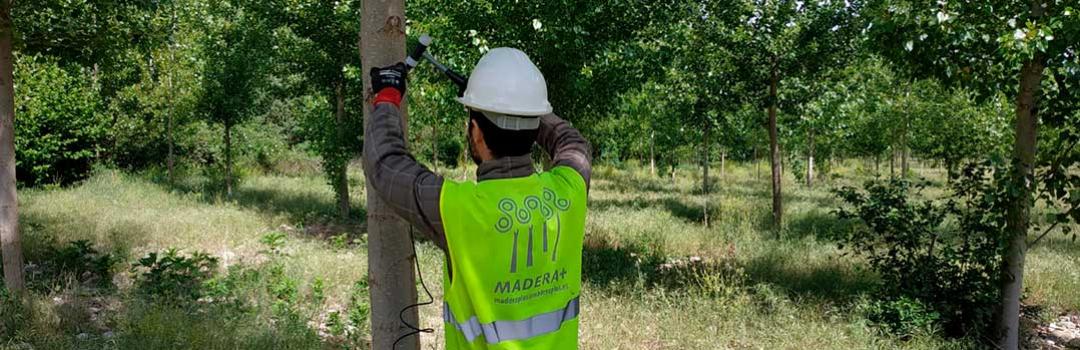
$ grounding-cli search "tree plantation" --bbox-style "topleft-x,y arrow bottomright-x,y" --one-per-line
0,0 -> 1077,349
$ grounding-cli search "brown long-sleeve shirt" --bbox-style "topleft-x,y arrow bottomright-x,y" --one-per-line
362,103 -> 592,251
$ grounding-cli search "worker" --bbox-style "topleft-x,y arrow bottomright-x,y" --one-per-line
365,47 -> 592,349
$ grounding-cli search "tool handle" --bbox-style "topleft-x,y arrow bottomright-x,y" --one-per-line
405,34 -> 432,72
422,51 -> 469,96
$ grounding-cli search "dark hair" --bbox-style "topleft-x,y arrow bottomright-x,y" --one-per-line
470,110 -> 538,158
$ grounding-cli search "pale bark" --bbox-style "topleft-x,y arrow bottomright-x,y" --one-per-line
768,62 -> 782,229
649,131 -> 656,177
901,85 -> 911,179
720,150 -> 726,182
900,119 -> 909,178
167,61 -> 175,183
0,0 -> 23,292
806,129 -> 815,188
360,1 -> 419,349
996,29 -> 1046,349
335,82 -> 350,220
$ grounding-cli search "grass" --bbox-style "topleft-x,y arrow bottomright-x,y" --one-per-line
1,159 -> 1076,349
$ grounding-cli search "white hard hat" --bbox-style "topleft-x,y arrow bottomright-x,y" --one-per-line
457,48 -> 552,130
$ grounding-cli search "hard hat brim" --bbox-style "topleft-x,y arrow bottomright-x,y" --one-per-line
475,110 -> 541,131
457,96 -> 553,116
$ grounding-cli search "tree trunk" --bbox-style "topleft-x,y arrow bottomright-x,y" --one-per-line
167,45 -> 176,184
995,42 -> 1046,350
335,82 -> 350,220
0,0 -> 25,292
901,124 -> 909,178
166,1 -> 177,184
670,151 -> 676,182
702,124 -> 710,227
720,150 -> 726,182
806,129 -> 815,188
768,62 -> 782,229
167,80 -> 175,183
945,159 -> 955,183
649,131 -> 656,177
901,147 -> 909,178
360,2 -> 419,349
890,149 -> 896,178
224,121 -> 233,197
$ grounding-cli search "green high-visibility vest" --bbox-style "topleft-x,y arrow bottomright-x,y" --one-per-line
439,166 -> 587,349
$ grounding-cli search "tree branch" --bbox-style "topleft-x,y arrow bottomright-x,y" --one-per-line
1028,221 -> 1060,247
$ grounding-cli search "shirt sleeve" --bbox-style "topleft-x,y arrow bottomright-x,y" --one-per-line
362,103 -> 447,250
536,114 -> 593,189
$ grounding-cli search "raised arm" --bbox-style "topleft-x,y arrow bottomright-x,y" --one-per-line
536,114 -> 593,189
363,64 -> 446,250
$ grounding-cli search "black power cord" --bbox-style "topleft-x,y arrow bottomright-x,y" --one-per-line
392,227 -> 435,349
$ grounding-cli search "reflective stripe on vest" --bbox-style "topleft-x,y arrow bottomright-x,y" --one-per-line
444,297 -> 580,344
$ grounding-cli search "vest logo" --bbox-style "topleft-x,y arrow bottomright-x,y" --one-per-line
493,267 -> 568,294
494,188 -> 571,273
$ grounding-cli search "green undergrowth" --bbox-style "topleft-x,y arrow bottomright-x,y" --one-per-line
0,162 -> 1075,349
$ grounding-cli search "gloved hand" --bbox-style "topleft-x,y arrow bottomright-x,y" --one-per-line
370,63 -> 407,107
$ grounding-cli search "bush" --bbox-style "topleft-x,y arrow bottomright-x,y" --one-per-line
865,296 -> 942,339
294,93 -> 362,210
14,54 -> 108,186
235,121 -> 291,174
131,249 -> 219,304
27,240 -> 119,291
198,120 -> 290,180
583,234 -> 745,297
259,231 -> 288,256
416,133 -> 464,168
0,287 -> 28,340
325,277 -> 371,346
266,263 -> 299,316
582,234 -> 665,289
834,177 -> 1003,337
654,253 -> 745,299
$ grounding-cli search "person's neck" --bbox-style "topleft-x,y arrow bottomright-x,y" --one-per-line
476,155 -> 536,181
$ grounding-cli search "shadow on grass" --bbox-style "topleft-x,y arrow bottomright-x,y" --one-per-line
661,198 -> 709,223
9,212 -> 130,294
592,179 -> 678,195
1028,234 -> 1080,256
588,197 -> 715,224
582,235 -> 660,289
588,197 -> 660,211
743,251 -> 877,303
721,183 -> 841,209
591,171 -> 686,195
19,210 -> 146,261
785,210 -> 854,241
581,234 -> 743,296
151,175 -> 366,230
748,204 -> 853,239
